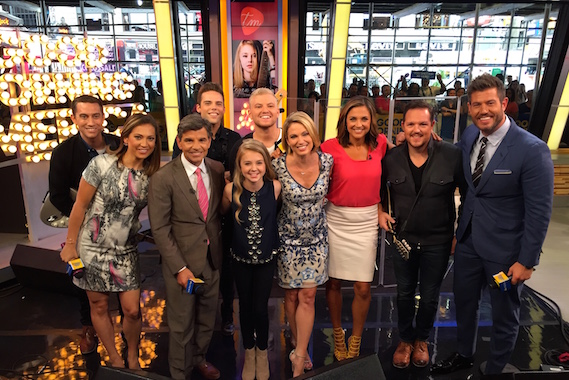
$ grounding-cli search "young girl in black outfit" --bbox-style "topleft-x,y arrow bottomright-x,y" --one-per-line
222,139 -> 281,380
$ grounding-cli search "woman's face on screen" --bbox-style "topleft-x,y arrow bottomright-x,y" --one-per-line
239,44 -> 257,79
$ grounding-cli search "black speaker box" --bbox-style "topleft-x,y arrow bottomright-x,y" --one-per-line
10,244 -> 74,294
294,354 -> 385,380
482,371 -> 569,379
94,367 -> 171,380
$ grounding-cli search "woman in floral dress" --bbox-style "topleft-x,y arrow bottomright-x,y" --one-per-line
273,112 -> 333,376
60,114 -> 161,369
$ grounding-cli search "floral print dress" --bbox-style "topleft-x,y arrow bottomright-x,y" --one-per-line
74,154 -> 148,292
273,151 -> 333,288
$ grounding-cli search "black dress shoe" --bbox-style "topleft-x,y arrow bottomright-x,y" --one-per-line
431,352 -> 474,374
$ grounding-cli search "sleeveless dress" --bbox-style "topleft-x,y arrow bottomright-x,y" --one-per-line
273,152 -> 333,288
74,154 -> 149,292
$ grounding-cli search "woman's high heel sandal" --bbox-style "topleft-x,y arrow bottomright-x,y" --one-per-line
347,335 -> 361,359
333,327 -> 348,361
289,349 -> 308,377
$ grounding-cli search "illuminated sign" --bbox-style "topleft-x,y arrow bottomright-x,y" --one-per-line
0,33 -> 145,163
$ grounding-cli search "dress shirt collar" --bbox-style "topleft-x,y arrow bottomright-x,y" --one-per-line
180,153 -> 208,176
477,116 -> 510,147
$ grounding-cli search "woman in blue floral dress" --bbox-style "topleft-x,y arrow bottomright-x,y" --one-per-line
273,112 -> 333,376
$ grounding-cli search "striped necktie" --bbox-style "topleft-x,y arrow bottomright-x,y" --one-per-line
472,137 -> 488,187
195,168 -> 209,219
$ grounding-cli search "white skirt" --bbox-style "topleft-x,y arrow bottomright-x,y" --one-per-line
325,203 -> 379,282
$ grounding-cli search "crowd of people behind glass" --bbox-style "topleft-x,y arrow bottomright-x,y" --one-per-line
300,73 -> 533,129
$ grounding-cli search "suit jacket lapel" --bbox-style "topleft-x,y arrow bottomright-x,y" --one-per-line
172,157 -> 204,220
204,158 -> 219,221
463,129 -> 478,191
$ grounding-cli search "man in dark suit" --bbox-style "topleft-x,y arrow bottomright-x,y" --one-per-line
49,95 -> 119,354
148,114 -> 225,380
432,74 -> 554,375
379,100 -> 464,369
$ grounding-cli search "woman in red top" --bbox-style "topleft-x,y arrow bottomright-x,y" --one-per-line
320,96 -> 392,360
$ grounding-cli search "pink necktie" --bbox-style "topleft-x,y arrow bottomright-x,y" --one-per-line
195,168 -> 209,220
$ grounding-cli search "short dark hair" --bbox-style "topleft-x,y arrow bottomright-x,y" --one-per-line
403,100 -> 434,122
197,82 -> 224,104
71,95 -> 103,115
177,114 -> 212,139
468,73 -> 506,102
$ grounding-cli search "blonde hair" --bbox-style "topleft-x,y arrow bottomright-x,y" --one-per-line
232,139 -> 275,224
249,87 -> 277,105
233,40 -> 259,88
282,111 -> 320,154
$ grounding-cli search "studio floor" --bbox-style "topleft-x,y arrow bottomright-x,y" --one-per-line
1,229 -> 569,380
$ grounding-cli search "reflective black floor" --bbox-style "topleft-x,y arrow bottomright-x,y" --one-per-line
1,242 -> 568,380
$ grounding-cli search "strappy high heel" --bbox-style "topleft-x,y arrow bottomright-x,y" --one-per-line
289,349 -> 308,377
333,327 -> 348,361
347,335 -> 361,359
304,355 -> 313,371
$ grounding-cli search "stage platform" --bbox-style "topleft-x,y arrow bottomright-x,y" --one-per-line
1,206 -> 569,380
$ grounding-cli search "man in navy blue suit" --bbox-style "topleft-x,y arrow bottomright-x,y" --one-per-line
431,74 -> 554,375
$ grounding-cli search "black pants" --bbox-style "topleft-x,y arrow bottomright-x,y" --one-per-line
233,259 -> 276,350
392,242 -> 451,342
76,283 -> 92,326
220,220 -> 234,324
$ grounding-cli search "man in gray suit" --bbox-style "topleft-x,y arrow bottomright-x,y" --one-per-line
149,114 -> 225,380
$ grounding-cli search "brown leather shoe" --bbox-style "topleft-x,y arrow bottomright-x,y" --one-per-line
393,341 -> 413,369
79,326 -> 98,354
412,340 -> 429,367
196,362 -> 220,380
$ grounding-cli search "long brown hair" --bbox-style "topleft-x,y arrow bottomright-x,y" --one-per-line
111,113 -> 161,176
232,139 -> 275,224
336,96 -> 378,149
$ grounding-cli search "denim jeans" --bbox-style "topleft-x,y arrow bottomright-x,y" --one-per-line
392,242 -> 451,342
